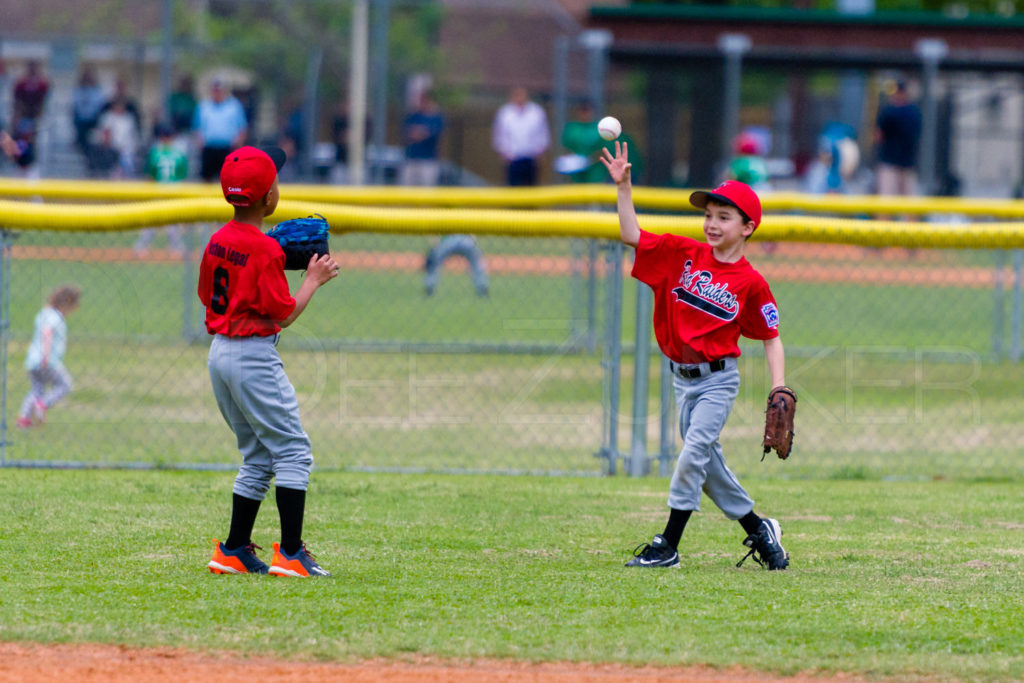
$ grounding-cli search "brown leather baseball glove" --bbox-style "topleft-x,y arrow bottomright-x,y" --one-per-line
762,386 -> 797,460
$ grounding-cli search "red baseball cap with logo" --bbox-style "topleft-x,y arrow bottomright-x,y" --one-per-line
220,146 -> 287,207
689,180 -> 762,229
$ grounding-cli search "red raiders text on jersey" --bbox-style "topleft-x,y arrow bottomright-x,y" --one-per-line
631,230 -> 779,364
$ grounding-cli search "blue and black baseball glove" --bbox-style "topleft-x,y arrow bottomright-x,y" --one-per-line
266,213 -> 331,270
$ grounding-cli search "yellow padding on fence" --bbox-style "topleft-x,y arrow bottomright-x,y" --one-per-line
5,177 -> 1024,217
2,197 -> 1024,248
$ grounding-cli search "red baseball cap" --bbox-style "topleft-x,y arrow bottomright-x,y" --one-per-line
689,180 -> 762,229
220,146 -> 286,207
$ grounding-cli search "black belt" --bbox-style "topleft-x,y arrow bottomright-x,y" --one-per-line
670,358 -> 727,379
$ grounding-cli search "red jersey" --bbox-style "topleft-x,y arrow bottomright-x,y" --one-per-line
631,230 -> 779,364
198,220 -> 296,337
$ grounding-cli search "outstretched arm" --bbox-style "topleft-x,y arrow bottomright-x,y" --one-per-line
600,141 -> 640,247
763,336 -> 786,389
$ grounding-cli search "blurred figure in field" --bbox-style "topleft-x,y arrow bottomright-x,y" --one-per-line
17,285 -> 81,430
94,95 -> 140,178
401,90 -> 444,187
875,79 -> 921,199
134,123 -> 188,257
492,86 -> 550,186
193,79 -> 248,182
71,66 -> 106,157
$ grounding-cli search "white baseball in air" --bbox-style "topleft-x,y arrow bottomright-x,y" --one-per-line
597,116 -> 622,141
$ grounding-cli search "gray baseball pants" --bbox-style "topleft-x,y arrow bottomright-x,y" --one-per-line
208,334 -> 313,500
667,357 -> 755,519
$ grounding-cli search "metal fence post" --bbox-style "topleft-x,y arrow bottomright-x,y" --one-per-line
915,38 -> 948,197
0,230 -> 12,465
658,354 -> 674,477
992,249 -> 1006,360
718,33 -> 751,175
1012,249 -> 1022,363
182,224 -> 199,343
599,240 -> 624,475
628,284 -> 652,476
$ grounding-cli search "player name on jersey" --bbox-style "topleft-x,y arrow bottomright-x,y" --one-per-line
207,241 -> 251,267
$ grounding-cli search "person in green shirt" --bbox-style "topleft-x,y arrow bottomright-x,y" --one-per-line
134,123 -> 189,257
558,102 -> 643,184
726,132 -> 769,190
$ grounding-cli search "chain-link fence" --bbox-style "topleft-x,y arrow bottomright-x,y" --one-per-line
1,201 -> 1022,480
0,226 -> 614,475
614,241 -> 1024,482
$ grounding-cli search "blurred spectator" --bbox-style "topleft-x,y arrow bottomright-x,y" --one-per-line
12,60 -> 49,132
193,79 -> 248,182
401,90 -> 444,187
280,98 -> 305,179
875,79 -> 921,198
727,131 -> 770,191
805,122 -> 859,195
135,123 -> 188,257
330,100 -> 371,184
9,118 -> 40,178
98,79 -> 142,133
71,66 -> 106,156
94,96 -> 140,179
492,86 -> 550,186
558,101 -> 643,185
168,75 -> 197,136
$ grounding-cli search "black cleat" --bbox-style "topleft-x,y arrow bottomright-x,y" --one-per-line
737,518 -> 789,570
625,534 -> 680,568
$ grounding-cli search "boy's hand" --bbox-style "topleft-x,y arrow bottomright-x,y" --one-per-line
305,253 -> 340,286
600,141 -> 631,186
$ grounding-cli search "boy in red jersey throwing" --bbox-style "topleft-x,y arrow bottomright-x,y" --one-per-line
199,146 -> 339,577
601,142 -> 790,570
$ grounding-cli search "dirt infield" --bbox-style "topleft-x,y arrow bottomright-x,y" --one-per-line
0,642 -> 872,683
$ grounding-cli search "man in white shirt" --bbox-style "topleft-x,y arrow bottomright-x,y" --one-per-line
491,86 -> 550,186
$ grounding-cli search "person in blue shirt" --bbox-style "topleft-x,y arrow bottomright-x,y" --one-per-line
193,79 -> 248,182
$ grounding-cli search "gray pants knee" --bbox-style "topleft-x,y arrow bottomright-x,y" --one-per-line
667,360 -> 754,519
208,335 -> 313,500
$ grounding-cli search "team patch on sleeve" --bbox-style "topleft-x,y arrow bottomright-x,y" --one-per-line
761,303 -> 780,328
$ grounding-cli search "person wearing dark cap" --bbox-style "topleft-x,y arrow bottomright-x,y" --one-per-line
200,146 -> 339,578
601,142 -> 791,571
875,79 -> 921,200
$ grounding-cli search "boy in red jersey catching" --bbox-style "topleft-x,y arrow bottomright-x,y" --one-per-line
199,146 -> 339,577
601,142 -> 790,570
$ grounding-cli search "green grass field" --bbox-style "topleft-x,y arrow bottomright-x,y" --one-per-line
1,233 -> 1022,679
0,470 -> 1021,681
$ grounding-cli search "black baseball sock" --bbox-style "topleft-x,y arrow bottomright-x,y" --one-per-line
662,508 -> 692,549
739,511 -> 763,537
276,486 -> 306,556
225,493 -> 262,550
